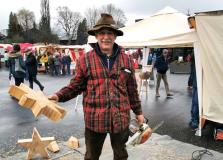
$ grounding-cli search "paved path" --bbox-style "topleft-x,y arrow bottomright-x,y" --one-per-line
4,133 -> 223,160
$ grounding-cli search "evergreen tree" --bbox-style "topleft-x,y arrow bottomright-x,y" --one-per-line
8,12 -> 22,38
76,18 -> 88,45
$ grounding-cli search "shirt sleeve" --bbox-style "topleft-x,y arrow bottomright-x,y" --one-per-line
127,57 -> 142,115
55,55 -> 88,102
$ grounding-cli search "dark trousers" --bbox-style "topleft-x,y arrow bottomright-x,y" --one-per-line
44,62 -> 48,73
84,128 -> 129,160
54,65 -> 60,76
28,75 -> 43,89
62,65 -> 66,75
190,87 -> 199,127
188,73 -> 193,87
49,65 -> 54,76
66,63 -> 71,75
14,77 -> 24,86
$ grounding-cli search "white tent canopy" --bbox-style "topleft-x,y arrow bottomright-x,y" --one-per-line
88,6 -> 196,48
195,13 -> 223,124
88,7 -> 223,132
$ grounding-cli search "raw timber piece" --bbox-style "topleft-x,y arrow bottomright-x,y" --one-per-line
8,83 -> 66,122
17,127 -> 54,160
8,83 -> 32,100
67,136 -> 79,149
47,141 -> 60,153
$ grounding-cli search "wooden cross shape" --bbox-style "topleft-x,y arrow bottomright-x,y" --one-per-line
8,83 -> 66,122
17,127 -> 54,160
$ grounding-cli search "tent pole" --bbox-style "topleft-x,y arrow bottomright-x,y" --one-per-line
194,41 -> 203,137
142,47 -> 150,68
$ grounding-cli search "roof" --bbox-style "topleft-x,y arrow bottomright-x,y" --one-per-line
88,6 -> 195,48
195,10 -> 223,15
58,34 -> 76,41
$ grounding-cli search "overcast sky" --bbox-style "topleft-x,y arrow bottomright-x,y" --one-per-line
0,0 -> 223,30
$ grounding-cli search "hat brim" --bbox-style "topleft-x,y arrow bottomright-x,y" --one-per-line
88,25 -> 123,36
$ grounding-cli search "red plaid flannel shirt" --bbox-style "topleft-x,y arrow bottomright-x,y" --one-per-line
56,47 -> 142,133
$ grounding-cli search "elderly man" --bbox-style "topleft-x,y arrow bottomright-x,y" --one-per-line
155,49 -> 173,97
49,13 -> 146,160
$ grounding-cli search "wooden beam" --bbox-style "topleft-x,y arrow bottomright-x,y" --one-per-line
8,83 -> 66,122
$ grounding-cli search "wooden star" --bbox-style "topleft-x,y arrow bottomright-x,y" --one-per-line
17,127 -> 54,160
8,83 -> 66,122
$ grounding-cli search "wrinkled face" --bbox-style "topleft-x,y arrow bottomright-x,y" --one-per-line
95,28 -> 116,53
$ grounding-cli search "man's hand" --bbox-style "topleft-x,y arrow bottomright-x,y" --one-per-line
48,94 -> 59,102
136,114 -> 144,125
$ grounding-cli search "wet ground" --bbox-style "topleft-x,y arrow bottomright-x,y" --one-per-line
0,68 -> 222,158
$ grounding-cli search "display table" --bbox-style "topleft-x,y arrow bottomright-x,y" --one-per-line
169,61 -> 191,74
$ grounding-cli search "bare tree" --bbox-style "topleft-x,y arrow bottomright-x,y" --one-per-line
84,7 -> 100,29
101,4 -> 127,28
56,6 -> 82,44
17,8 -> 35,31
84,4 -> 127,29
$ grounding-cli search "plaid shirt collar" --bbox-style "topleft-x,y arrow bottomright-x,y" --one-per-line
93,43 -> 120,71
91,43 -> 120,58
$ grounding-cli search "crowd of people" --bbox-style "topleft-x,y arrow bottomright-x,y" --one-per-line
7,44 -> 44,90
37,50 -> 72,76
6,44 -> 74,91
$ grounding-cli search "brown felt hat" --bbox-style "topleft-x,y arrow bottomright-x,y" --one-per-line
88,13 -> 123,36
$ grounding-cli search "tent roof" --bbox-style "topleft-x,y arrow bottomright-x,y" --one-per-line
151,6 -> 179,17
88,6 -> 196,48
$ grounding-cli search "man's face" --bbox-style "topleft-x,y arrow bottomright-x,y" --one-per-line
162,49 -> 168,57
95,29 -> 116,52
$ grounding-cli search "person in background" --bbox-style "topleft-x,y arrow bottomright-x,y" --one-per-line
48,53 -> 55,76
25,49 -> 44,91
40,53 -> 48,73
4,50 -> 9,68
187,53 -> 193,90
147,49 -> 154,65
137,48 -> 143,63
48,13 -> 147,160
8,44 -> 26,86
189,54 -> 199,130
64,52 -> 72,75
147,49 -> 157,81
61,51 -> 66,75
155,49 -> 173,97
54,54 -> 61,76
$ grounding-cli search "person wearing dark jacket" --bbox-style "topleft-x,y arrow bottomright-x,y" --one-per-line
65,54 -> 72,75
48,53 -> 55,76
25,49 -> 44,90
48,13 -> 148,160
8,44 -> 26,86
61,53 -> 66,75
155,49 -> 173,97
189,56 -> 199,129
